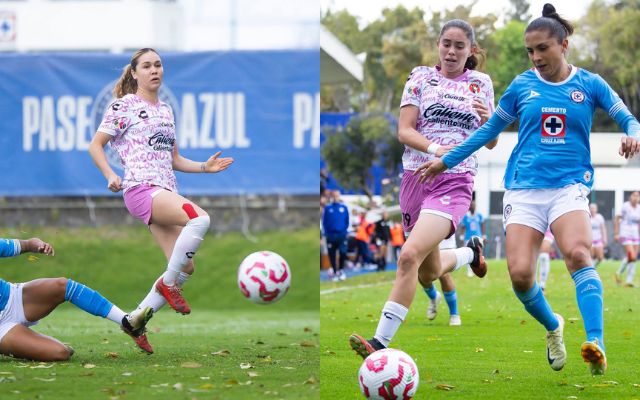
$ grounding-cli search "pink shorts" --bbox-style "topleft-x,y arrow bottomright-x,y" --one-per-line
399,171 -> 474,237
592,239 -> 604,248
123,184 -> 165,225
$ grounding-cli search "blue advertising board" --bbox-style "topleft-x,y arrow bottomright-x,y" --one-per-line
0,51 -> 319,196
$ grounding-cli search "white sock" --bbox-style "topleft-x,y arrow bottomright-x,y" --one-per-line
137,271 -> 192,313
618,257 -> 629,274
106,305 -> 126,325
538,252 -> 550,288
373,301 -> 408,347
163,215 -> 210,285
452,247 -> 474,271
626,263 -> 636,283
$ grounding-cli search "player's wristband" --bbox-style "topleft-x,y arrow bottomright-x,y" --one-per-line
200,162 -> 206,172
426,143 -> 441,155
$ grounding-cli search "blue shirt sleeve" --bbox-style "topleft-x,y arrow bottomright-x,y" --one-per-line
594,74 -> 640,138
442,111 -> 511,169
0,239 -> 20,258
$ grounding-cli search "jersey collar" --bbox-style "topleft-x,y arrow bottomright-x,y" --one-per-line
533,64 -> 578,86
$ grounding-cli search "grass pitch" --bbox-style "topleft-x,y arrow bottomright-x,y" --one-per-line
0,225 -> 318,399
321,260 -> 640,399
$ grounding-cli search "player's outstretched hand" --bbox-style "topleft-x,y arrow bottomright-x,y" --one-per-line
204,151 -> 234,173
619,136 -> 640,159
107,173 -> 123,192
413,159 -> 447,183
29,238 -> 54,256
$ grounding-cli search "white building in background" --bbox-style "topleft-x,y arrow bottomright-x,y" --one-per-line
0,0 -> 318,52
474,132 -> 640,219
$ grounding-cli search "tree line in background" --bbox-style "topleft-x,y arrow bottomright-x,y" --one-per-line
321,0 -> 640,198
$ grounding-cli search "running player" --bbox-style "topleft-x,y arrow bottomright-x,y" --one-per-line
349,19 -> 495,358
0,237 -> 153,360
89,48 -> 234,319
614,191 -> 640,286
590,203 -> 607,268
417,4 -> 640,375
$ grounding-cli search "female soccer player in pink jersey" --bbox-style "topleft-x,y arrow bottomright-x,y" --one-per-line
89,48 -> 233,323
350,19 -> 497,357
615,191 -> 640,286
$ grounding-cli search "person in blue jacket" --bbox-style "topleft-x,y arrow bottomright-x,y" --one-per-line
0,237 -> 154,360
322,190 -> 350,281
417,3 -> 640,376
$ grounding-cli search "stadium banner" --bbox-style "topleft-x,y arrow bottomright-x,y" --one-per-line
0,51 -> 319,196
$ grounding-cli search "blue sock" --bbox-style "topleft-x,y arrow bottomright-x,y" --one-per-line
572,267 -> 604,350
423,285 -> 437,300
444,290 -> 458,316
514,282 -> 559,331
65,279 -> 113,318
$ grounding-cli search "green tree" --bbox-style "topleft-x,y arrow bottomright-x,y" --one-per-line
485,20 -> 530,100
506,0 -> 531,23
321,115 -> 402,200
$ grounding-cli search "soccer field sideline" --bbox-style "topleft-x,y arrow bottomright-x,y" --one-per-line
320,260 -> 640,399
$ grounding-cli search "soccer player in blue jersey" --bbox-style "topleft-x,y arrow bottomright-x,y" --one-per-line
417,4 -> 640,376
0,237 -> 154,360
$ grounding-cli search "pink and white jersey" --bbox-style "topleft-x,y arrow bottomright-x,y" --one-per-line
400,65 -> 495,174
98,94 -> 178,193
618,201 -> 640,240
590,213 -> 605,243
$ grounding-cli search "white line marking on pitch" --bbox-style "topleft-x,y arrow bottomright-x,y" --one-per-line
320,280 -> 393,295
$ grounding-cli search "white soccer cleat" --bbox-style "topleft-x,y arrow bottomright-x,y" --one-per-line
546,313 -> 567,371
449,315 -> 461,326
581,339 -> 607,376
426,291 -> 441,320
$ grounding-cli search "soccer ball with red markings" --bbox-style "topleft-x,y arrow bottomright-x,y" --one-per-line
237,251 -> 291,304
358,349 -> 419,399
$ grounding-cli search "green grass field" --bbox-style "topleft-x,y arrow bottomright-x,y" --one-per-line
0,225 -> 319,399
321,260 -> 640,399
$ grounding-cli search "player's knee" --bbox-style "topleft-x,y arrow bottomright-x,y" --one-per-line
567,246 -> 591,267
54,277 -> 68,301
397,247 -> 421,272
509,268 -> 534,292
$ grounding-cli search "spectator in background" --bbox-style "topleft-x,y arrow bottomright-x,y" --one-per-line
354,212 -> 375,269
614,190 -> 640,287
322,190 -> 350,281
459,199 -> 486,277
390,221 -> 406,262
374,211 -> 392,271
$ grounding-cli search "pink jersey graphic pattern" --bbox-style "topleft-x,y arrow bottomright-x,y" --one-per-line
400,66 -> 495,174
98,94 -> 178,193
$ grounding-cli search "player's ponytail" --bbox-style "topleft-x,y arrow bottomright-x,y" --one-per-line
526,3 -> 574,43
112,48 -> 158,99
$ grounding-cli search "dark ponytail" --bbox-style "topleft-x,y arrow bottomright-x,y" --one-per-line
526,3 -> 574,42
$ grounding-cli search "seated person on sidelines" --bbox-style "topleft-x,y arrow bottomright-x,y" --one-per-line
0,237 -> 154,361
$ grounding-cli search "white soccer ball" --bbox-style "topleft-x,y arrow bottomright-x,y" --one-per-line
237,251 -> 291,304
358,349 -> 419,399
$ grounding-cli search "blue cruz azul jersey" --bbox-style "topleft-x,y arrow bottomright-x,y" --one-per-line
0,239 -> 20,312
462,212 -> 484,240
443,66 -> 640,190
